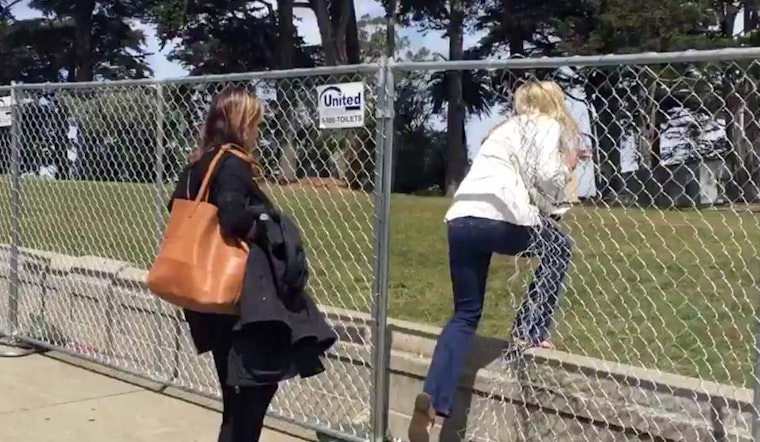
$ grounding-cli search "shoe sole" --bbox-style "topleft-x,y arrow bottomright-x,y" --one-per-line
408,393 -> 433,442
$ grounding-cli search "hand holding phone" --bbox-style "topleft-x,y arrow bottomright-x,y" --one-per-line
564,148 -> 592,170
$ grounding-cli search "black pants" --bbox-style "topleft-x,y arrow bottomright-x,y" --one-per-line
212,345 -> 278,442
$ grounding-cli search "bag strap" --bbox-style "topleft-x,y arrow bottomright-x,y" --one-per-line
194,144 -> 255,203
195,146 -> 227,203
224,144 -> 254,164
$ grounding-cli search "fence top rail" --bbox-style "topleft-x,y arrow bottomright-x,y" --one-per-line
10,63 -> 382,91
0,85 -> 10,93
391,47 -> 760,72
6,46 -> 760,90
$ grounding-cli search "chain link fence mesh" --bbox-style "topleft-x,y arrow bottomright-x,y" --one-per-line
2,51 -> 760,442
387,57 -> 760,441
2,68 -> 381,440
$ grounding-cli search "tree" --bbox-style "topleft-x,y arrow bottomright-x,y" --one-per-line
28,0 -> 151,81
470,0 -> 760,204
152,0 -> 316,75
274,0 -> 299,182
301,0 -> 361,65
357,13 -> 449,193
0,2 -> 73,84
1,0 -> 150,84
0,17 -> 73,84
151,1 -> 323,183
159,0 -> 363,68
56,87 -> 190,182
388,0 -> 487,196
289,1 -> 366,187
0,0 -> 21,18
0,3 -> 20,84
278,0 -> 296,69
357,14 -> 411,62
443,0 -> 466,196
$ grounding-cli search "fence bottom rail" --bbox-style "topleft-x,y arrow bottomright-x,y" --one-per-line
0,333 -> 39,357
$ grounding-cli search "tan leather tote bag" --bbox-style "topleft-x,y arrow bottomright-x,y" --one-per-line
147,145 -> 250,314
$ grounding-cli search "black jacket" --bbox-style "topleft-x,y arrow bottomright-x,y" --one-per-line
169,146 -> 336,386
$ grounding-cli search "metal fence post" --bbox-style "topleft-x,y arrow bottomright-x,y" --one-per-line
151,81 -> 167,379
753,284 -> 760,442
0,82 -> 34,357
153,82 -> 166,250
370,58 -> 395,442
8,81 -> 19,336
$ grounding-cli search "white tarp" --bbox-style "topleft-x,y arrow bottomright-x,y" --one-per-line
0,96 -> 12,128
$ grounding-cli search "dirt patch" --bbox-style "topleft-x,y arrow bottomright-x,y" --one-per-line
714,203 -> 760,213
258,176 -> 354,192
284,177 -> 348,189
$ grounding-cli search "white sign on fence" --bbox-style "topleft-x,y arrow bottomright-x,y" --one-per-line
0,96 -> 12,128
316,82 -> 365,129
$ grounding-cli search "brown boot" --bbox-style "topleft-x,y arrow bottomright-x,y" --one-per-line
408,392 -> 436,442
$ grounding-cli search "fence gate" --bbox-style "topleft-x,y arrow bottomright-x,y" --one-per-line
0,64 -> 393,442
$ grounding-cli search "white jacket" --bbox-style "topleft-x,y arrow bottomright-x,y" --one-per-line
444,115 -> 571,227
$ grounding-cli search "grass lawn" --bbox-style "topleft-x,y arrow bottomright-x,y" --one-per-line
0,177 -> 758,387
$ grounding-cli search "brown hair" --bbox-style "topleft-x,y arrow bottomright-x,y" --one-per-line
191,86 -> 264,163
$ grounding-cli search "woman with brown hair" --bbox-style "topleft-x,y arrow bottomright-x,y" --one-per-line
169,86 -> 336,442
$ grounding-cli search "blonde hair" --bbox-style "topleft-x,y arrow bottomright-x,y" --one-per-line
483,81 -> 579,151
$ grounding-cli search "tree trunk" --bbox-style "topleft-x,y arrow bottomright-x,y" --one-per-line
747,6 -> 760,32
460,115 -> 468,174
309,0 -> 338,65
345,0 -> 360,64
330,0 -> 351,64
67,59 -> 77,82
277,0 -> 299,183
278,0 -> 295,70
74,0 -> 95,82
744,85 -> 760,203
386,0 -> 400,190
745,78 -> 760,202
444,0 -> 466,197
385,0 -> 396,58
326,0 -> 359,65
587,72 -> 623,202
640,81 -> 658,167
637,79 -> 662,207
503,6 -> 525,57
724,76 -> 747,202
0,0 -> 22,17
730,79 -> 758,202
508,25 -> 525,57
306,0 -> 363,186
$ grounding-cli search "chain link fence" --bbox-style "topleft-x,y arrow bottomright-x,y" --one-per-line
0,66 -> 386,441
1,49 -> 760,442
392,52 -> 760,441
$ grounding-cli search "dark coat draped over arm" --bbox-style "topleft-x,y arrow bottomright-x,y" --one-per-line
167,147 -> 336,386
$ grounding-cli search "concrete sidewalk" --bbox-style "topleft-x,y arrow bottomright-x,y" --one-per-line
0,348 -> 309,441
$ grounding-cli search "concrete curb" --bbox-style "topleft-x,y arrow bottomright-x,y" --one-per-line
0,246 -> 752,441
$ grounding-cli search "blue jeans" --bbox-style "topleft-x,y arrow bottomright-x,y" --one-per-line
423,216 -> 571,417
